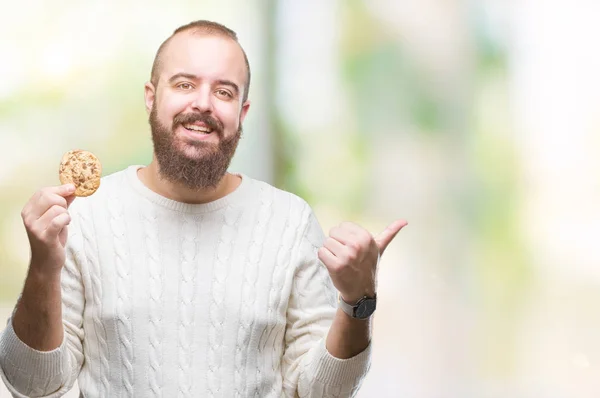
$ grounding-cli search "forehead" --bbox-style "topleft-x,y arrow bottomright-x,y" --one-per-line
160,33 -> 246,86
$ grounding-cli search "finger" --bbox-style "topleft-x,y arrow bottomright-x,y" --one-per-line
41,184 -> 76,198
45,212 -> 71,239
58,221 -> 69,245
65,194 -> 76,208
318,246 -> 342,270
340,222 -> 375,243
55,184 -> 76,197
323,236 -> 348,258
22,187 -> 67,228
329,226 -> 360,246
37,205 -> 68,231
28,189 -> 72,220
338,221 -> 363,235
375,219 -> 408,255
24,191 -> 67,219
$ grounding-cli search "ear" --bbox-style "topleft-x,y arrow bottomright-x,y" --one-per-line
239,100 -> 251,124
144,82 -> 156,114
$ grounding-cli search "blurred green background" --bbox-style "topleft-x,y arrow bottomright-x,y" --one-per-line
2,0 -> 600,396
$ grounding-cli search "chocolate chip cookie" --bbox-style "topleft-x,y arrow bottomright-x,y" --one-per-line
58,150 -> 102,197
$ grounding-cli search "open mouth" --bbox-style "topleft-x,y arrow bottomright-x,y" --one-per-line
183,123 -> 213,135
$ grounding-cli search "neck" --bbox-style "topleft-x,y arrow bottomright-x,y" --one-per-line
137,158 -> 241,204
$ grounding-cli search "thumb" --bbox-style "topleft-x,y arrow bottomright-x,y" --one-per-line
374,219 -> 408,255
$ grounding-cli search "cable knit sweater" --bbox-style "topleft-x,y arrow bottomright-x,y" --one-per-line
0,165 -> 371,397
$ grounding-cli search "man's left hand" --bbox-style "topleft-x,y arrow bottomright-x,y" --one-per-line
318,219 -> 407,304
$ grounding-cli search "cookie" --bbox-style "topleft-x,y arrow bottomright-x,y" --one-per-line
58,150 -> 102,197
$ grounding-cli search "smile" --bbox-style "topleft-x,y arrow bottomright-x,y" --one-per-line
183,123 -> 212,134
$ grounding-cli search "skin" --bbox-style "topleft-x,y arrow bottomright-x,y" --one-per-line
13,184 -> 76,351
139,32 -> 250,203
12,31 -> 408,362
321,219 -> 407,358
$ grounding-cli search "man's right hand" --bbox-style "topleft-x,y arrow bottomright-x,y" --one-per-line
21,184 -> 76,274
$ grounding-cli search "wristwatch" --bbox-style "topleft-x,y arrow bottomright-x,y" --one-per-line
338,294 -> 377,320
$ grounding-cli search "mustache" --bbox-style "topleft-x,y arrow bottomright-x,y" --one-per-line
172,113 -> 224,135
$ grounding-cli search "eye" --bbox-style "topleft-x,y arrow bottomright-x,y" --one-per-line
216,89 -> 233,99
177,82 -> 193,90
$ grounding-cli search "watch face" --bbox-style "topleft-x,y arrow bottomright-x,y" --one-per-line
356,298 -> 377,319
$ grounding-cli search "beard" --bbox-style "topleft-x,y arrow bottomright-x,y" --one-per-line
149,105 -> 242,190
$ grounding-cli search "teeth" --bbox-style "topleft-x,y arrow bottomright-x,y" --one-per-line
184,124 -> 211,133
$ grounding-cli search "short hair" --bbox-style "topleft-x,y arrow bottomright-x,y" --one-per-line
150,20 -> 251,103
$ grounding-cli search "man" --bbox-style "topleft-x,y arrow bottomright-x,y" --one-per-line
0,20 -> 406,397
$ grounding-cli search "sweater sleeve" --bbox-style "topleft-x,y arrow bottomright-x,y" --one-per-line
0,216 -> 86,397
281,208 -> 372,397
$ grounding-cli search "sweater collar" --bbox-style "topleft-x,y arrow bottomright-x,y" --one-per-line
125,165 -> 253,214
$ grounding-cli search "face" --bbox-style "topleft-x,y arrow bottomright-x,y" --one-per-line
144,33 -> 250,189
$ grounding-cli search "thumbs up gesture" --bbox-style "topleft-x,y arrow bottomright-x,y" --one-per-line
318,219 -> 407,304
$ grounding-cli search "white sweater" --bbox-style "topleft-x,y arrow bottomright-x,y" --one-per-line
0,165 -> 371,398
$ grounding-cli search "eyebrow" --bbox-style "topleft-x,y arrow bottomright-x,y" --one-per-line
167,73 -> 240,95
168,72 -> 198,84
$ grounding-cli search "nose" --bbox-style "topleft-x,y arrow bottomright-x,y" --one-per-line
190,86 -> 214,113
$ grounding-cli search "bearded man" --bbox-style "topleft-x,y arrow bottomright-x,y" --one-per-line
0,20 -> 406,397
